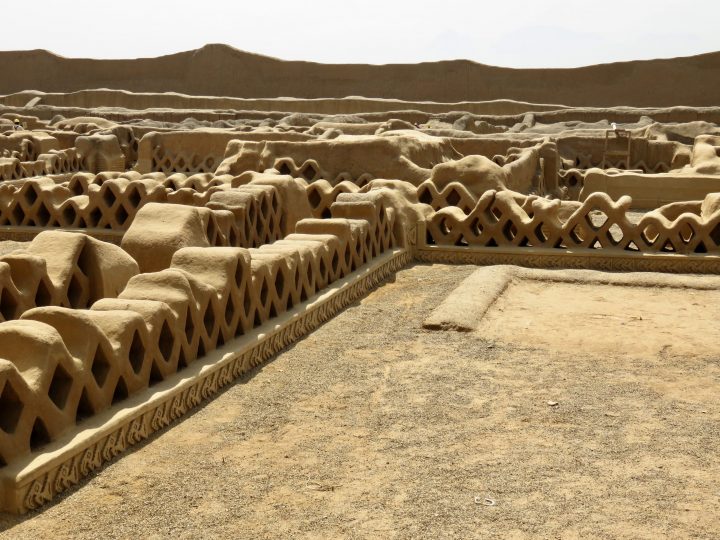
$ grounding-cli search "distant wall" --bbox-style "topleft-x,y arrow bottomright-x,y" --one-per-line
0,90 -> 566,116
1,45 -> 720,107
581,172 -> 720,208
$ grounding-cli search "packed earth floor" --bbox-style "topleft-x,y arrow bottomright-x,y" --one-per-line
1,264 -> 719,539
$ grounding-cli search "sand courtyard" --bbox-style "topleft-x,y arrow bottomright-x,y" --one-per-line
2,264 -> 718,539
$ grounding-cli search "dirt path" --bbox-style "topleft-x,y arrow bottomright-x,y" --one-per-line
1,263 -> 719,539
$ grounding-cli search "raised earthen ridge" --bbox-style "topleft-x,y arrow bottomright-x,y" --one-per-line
2,45 -> 720,106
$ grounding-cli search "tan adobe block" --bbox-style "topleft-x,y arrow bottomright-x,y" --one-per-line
166,188 -> 208,206
93,171 -> 123,184
75,134 -> 125,173
171,247 -> 247,294
119,270 -> 203,366
295,218 -> 371,277
257,242 -> 318,303
210,186 -> 284,248
250,247 -> 302,317
168,268 -> 221,357
330,199 -> 390,259
701,193 -> 720,220
121,203 -> 212,273
207,209 -> 235,247
81,236 -> 139,304
236,185 -> 283,245
20,308 -> 131,417
28,231 -> 137,308
67,173 -> 94,195
246,256 -> 276,326
305,180 -> 361,219
0,358 -> 39,466
182,249 -> 257,338
27,231 -> 90,308
56,196 -> 90,228
0,263 -> 25,322
175,173 -> 225,192
194,207 -> 230,248
417,180 -> 478,213
37,148 -> 81,175
207,190 -> 261,247
277,234 -> 341,289
19,161 -> 45,178
0,320 -> 83,464
272,157 -> 322,182
0,183 -> 17,224
0,252 -> 54,315
82,309 -> 154,395
91,298 -> 181,382
349,184 -> 424,248
91,178 -> 168,230
3,178 -> 70,227
0,158 -> 23,181
170,247 -> 252,345
330,200 -> 378,227
246,176 -> 313,235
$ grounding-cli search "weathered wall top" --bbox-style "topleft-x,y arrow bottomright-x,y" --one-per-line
1,44 -> 720,107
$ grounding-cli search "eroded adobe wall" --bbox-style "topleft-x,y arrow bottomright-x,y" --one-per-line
3,89 -> 720,512
422,190 -> 720,255
2,46 -> 720,107
0,181 -> 414,512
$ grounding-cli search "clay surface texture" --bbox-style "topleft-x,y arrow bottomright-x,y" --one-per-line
0,45 -> 719,538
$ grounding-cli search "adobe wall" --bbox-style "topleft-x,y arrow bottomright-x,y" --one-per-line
1,46 -> 720,107
2,89 -> 720,512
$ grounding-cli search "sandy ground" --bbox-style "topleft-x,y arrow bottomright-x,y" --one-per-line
1,263 -> 719,539
480,280 -> 720,358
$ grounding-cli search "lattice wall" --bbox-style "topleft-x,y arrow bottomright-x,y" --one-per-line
0,174 -> 295,252
424,191 -> 720,254
0,231 -> 137,324
0,189 -> 399,471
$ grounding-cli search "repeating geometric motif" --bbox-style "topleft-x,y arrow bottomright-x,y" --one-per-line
13,249 -> 410,514
0,193 -> 405,480
273,157 -> 374,187
274,157 -> 322,182
0,176 -> 168,230
425,190 -> 720,255
306,180 -> 361,219
416,180 -> 479,213
0,230 -> 140,325
0,149 -> 83,181
0,175 -> 288,248
150,145 -> 219,175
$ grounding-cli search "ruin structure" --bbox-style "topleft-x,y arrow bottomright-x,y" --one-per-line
0,47 -> 720,514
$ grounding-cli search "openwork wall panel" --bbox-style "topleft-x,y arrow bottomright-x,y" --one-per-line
425,191 -> 720,255
0,185 -> 407,512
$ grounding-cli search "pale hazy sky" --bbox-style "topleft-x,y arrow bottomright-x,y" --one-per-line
3,0 -> 720,67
